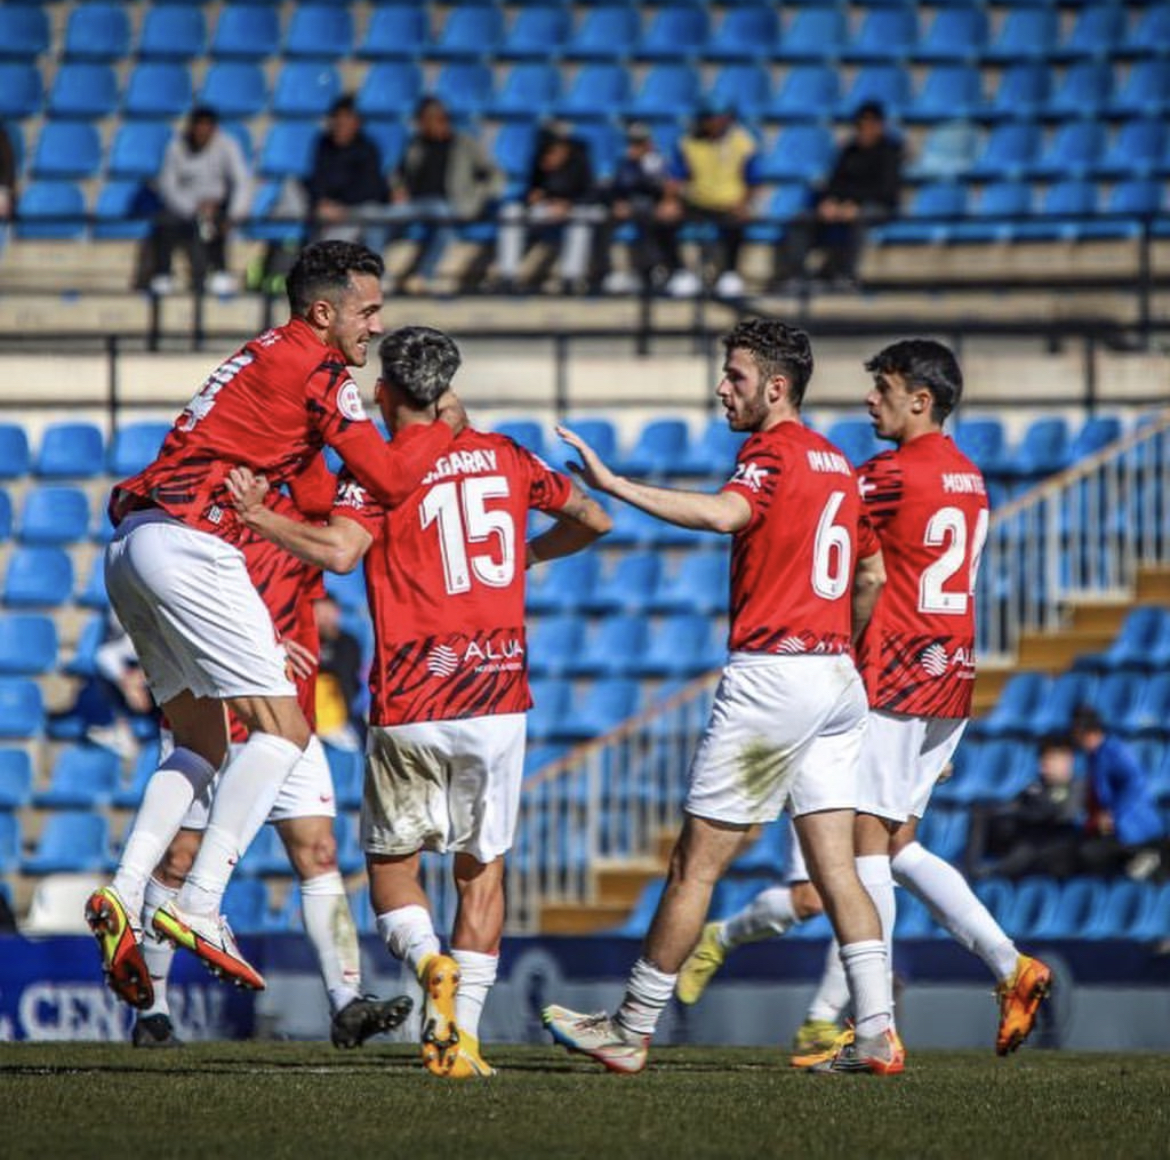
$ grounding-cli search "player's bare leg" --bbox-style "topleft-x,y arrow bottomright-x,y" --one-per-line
87,693 -> 224,1009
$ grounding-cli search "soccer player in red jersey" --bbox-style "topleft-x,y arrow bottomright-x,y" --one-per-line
541,319 -> 904,1076
227,326 -> 612,1078
87,241 -> 465,1006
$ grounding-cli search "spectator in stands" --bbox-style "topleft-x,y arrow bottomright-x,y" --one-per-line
494,120 -> 602,295
313,595 -> 365,752
303,95 -> 390,258
772,101 -> 903,292
388,96 -> 502,296
147,105 -> 252,297
967,735 -> 1086,880
1070,706 -> 1165,880
596,122 -> 673,295
0,122 -> 15,258
657,101 -> 761,300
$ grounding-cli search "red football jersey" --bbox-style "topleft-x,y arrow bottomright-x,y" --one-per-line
331,426 -> 573,726
856,432 -> 989,719
109,317 -> 451,545
229,491 -> 325,743
721,421 -> 879,656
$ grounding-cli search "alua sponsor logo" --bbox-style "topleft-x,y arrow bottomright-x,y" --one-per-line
919,643 -> 975,677
425,638 -> 525,677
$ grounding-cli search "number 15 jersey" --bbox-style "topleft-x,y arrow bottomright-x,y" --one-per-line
331,426 -> 572,727
857,432 -> 989,719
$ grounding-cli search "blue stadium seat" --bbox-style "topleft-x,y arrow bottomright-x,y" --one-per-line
1081,180 -> 1165,241
969,125 -> 1040,183
1047,62 -> 1114,120
565,7 -> 640,61
284,5 -> 354,60
527,679 -> 573,742
1123,7 -> 1170,58
322,563 -> 365,613
984,63 -> 1050,122
109,421 -> 171,477
113,740 -> 160,809
47,63 -> 119,119
636,6 -> 709,60
570,121 -> 623,181
0,749 -> 32,810
222,878 -> 271,934
322,742 -> 362,809
0,491 -> 9,542
672,418 -> 746,477
757,125 -> 833,184
629,64 -> 701,121
0,815 -> 19,873
527,615 -> 587,679
617,419 -> 691,476
35,422 -> 105,479
0,424 -> 30,480
1096,669 -> 1148,735
527,555 -> 601,615
1070,415 -> 1123,461
488,63 -> 560,120
236,826 -> 291,877
259,120 -> 319,179
914,8 -> 987,64
1056,5 -> 1127,62
433,63 -> 494,119
1030,670 -> 1097,737
1032,877 -> 1107,939
648,553 -> 728,617
1132,673 -> 1170,737
776,7 -> 846,63
108,122 -> 172,181
197,62 -> 268,118
1031,122 -> 1106,181
845,7 -> 917,63
556,679 -> 642,742
357,62 -> 423,119
582,551 -> 661,615
840,65 -> 912,120
1002,876 -> 1061,940
728,818 -> 789,876
894,889 -> 941,938
871,179 -> 963,244
706,65 -> 771,122
20,486 -> 90,544
64,614 -> 106,675
707,7 -> 777,63
954,417 -> 1010,476
568,615 -> 650,678
825,419 -> 881,468
0,615 -> 57,676
23,811 -> 109,874
555,63 -> 630,119
1082,880 -> 1156,940
0,6 -> 50,61
0,64 -> 43,120
978,672 -> 1050,738
492,418 -> 546,458
211,5 -> 281,60
358,6 -> 428,61
32,122 -> 102,180
1096,119 -> 1165,180
632,614 -> 720,678
1013,180 -> 1098,243
547,417 -> 618,472
139,7 -> 206,61
272,63 -> 342,119
500,7 -> 571,60
1010,418 -> 1071,479
985,8 -> 1057,64
334,813 -> 364,875
124,63 -> 192,120
92,180 -> 152,242
961,739 -> 1035,803
766,65 -> 838,123
3,547 -> 73,608
1131,882 -> 1170,941
610,877 -> 665,937
63,3 -> 131,61
431,7 -> 503,59
35,745 -> 120,808
973,876 -> 1014,926
906,65 -> 982,124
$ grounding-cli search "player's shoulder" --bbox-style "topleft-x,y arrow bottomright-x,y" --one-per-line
907,433 -> 987,494
468,428 -> 553,472
858,446 -> 901,481
790,423 -> 859,478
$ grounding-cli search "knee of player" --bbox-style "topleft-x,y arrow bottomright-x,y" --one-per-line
156,832 -> 200,884
790,880 -> 824,921
287,833 -> 338,878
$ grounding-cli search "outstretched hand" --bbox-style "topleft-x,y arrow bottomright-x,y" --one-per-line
227,466 -> 269,525
556,425 -> 620,495
435,389 -> 468,436
281,636 -> 318,680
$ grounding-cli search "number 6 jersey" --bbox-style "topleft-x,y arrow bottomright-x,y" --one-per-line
856,432 -> 989,719
331,425 -> 573,727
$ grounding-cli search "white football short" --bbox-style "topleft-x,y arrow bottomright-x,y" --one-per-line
173,735 -> 336,831
105,509 -> 295,707
361,713 -> 526,865
855,709 -> 968,824
685,653 -> 868,827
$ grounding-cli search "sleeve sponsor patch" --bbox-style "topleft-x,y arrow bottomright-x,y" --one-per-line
336,379 -> 368,423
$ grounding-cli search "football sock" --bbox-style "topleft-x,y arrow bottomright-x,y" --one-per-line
452,948 -> 498,1041
178,734 -> 303,917
376,904 -> 441,978
140,876 -> 179,1019
112,748 -> 216,921
840,939 -> 892,1040
856,853 -> 897,1010
722,886 -> 799,948
301,871 -> 362,1015
615,958 -> 676,1040
892,841 -> 1019,982
807,937 -> 851,1024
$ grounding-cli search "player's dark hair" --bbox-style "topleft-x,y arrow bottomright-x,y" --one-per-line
286,240 -> 384,318
1070,704 -> 1104,736
1038,733 -> 1073,754
722,318 -> 814,407
379,326 -> 461,407
864,339 -> 963,424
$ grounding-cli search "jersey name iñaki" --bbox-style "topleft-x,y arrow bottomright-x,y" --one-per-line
720,420 -> 879,656
857,432 -> 989,719
110,317 -> 451,546
332,427 -> 572,726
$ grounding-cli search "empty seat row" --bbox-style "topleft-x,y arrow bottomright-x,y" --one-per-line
0,421 -> 169,481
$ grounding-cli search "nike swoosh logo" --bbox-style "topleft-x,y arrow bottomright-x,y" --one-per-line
319,794 -> 334,804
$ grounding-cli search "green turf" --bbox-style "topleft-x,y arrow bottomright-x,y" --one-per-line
2,1042 -> 1168,1159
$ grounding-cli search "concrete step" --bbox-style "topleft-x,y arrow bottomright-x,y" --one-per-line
1016,628 -> 1118,672
539,903 -> 631,935
1136,566 -> 1170,603
595,859 -> 666,908
1067,597 -> 1135,636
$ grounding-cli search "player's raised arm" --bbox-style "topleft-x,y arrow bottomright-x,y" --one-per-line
228,466 -> 372,574
557,425 -> 752,534
526,480 -> 613,567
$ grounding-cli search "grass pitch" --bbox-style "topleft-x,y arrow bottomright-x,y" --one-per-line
2,1042 -> 1168,1159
